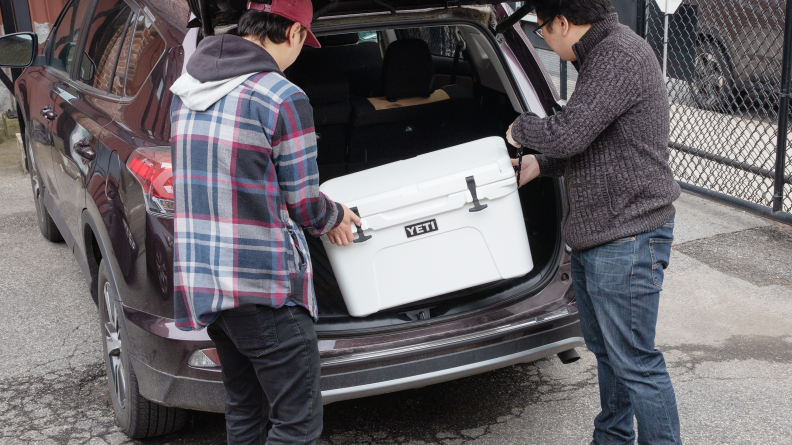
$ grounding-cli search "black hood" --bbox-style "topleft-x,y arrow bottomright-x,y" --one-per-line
186,34 -> 282,82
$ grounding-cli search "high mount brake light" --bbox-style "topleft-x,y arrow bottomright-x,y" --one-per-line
127,146 -> 174,215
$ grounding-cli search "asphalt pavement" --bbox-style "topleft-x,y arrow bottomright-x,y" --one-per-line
0,137 -> 791,444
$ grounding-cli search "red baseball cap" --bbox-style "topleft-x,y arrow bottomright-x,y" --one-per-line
247,0 -> 321,48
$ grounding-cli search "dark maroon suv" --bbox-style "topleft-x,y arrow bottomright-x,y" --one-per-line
0,0 -> 583,439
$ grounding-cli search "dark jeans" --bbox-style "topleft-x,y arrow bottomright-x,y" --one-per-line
207,305 -> 323,445
571,218 -> 681,445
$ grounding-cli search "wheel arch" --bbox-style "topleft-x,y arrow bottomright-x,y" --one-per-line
83,221 -> 103,304
81,205 -> 123,307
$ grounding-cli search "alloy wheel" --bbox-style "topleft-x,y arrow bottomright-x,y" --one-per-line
695,53 -> 725,106
692,41 -> 733,112
155,247 -> 168,294
103,282 -> 126,409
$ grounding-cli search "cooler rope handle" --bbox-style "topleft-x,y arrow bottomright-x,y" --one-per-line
515,146 -> 524,186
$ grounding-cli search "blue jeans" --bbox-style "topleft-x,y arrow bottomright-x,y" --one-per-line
571,218 -> 681,445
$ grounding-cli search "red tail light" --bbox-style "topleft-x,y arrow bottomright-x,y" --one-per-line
127,146 -> 174,215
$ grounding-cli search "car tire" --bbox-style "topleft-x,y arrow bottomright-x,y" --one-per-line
691,38 -> 736,113
30,173 -> 63,243
98,260 -> 187,439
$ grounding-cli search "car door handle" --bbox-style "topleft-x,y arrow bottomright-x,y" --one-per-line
74,138 -> 96,160
40,106 -> 57,121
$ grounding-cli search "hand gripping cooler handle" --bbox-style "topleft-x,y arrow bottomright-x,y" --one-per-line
465,176 -> 488,212
349,207 -> 372,243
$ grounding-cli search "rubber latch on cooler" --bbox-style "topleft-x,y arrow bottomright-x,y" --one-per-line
465,176 -> 488,212
350,207 -> 372,243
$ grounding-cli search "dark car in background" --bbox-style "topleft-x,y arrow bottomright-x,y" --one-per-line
685,0 -> 784,111
0,0 -> 583,439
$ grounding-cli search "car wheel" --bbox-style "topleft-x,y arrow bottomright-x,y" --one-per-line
98,260 -> 187,439
691,39 -> 735,113
154,243 -> 170,295
30,174 -> 63,243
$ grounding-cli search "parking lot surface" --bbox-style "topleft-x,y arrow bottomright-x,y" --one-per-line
0,138 -> 791,444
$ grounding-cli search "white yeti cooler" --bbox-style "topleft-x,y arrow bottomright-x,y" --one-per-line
320,136 -> 533,317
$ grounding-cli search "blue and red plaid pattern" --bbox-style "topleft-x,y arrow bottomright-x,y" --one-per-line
171,72 -> 340,330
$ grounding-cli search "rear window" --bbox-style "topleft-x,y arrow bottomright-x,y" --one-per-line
79,0 -> 136,92
359,31 -> 377,42
122,13 -> 166,97
48,0 -> 92,74
398,26 -> 458,57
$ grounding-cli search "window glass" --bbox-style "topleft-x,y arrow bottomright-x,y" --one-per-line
358,31 -> 378,42
398,26 -> 459,57
79,0 -> 136,92
111,14 -> 136,96
48,0 -> 92,74
123,13 -> 166,97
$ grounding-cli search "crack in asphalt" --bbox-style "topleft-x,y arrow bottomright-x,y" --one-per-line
0,363 -> 131,445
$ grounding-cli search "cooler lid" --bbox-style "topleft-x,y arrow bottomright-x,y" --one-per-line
320,137 -> 515,217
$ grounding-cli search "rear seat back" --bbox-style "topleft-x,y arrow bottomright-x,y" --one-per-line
348,39 -> 478,165
290,33 -> 383,97
288,33 -> 386,182
289,70 -> 351,183
290,71 -> 350,164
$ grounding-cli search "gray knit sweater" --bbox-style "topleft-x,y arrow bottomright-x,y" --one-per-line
511,14 -> 680,251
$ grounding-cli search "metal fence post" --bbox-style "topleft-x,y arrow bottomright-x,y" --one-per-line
773,0 -> 792,213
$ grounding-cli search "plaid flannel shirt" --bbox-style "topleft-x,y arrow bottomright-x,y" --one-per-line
171,72 -> 341,329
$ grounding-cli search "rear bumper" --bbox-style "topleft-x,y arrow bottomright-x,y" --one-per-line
322,321 -> 583,404
130,313 -> 583,411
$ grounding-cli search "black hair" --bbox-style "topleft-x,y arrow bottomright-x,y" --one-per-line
529,0 -> 615,29
213,0 -> 303,45
239,10 -> 303,45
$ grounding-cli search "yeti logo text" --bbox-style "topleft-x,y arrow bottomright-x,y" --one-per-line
404,219 -> 439,238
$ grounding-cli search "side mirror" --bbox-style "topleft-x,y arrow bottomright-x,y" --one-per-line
0,32 -> 38,67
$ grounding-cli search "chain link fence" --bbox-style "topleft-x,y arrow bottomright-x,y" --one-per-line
645,0 -> 792,214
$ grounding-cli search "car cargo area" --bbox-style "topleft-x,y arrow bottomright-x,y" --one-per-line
283,25 -> 562,330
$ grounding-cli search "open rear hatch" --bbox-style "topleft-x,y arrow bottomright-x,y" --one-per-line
176,2 -> 564,331
185,0 -> 533,35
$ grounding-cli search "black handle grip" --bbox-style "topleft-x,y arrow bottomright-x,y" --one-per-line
349,207 -> 371,243
466,176 -> 488,212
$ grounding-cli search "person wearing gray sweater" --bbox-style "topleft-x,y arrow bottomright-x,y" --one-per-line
507,1 -> 682,444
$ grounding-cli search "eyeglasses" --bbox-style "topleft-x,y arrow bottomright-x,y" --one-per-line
533,0 -> 563,40
533,18 -> 552,40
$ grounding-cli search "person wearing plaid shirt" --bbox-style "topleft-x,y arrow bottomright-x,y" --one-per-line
169,0 -> 358,443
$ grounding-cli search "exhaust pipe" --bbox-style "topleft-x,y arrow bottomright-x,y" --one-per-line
557,348 -> 580,364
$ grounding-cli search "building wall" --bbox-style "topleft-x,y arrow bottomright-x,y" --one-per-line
29,0 -> 68,42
